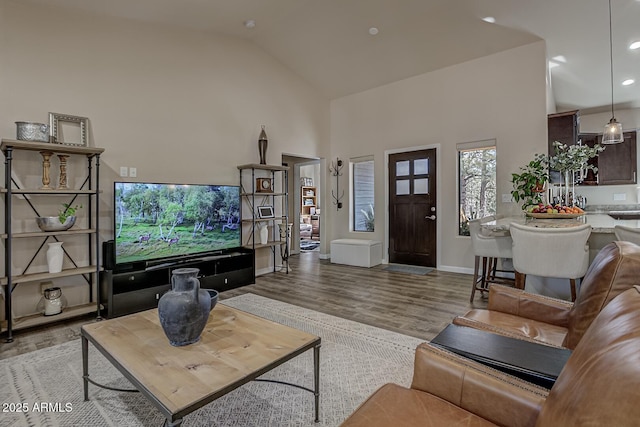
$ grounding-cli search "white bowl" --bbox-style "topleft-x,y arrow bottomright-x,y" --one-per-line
36,216 -> 76,232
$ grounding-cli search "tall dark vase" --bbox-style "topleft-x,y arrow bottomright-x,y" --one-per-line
158,267 -> 211,346
258,125 -> 268,165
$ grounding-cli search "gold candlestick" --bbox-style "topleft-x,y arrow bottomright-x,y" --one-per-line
57,154 -> 69,189
40,151 -> 54,190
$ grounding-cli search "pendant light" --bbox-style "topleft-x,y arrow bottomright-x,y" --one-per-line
602,0 -> 624,144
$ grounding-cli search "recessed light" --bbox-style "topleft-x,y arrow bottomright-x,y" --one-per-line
630,41 -> 640,50
368,27 -> 379,36
482,16 -> 496,23
622,79 -> 635,86
552,55 -> 567,63
244,19 -> 256,29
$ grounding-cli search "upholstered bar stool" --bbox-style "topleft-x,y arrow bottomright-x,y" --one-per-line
510,222 -> 591,301
614,225 -> 640,245
468,216 -> 514,302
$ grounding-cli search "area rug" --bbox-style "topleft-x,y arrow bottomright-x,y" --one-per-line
300,239 -> 320,251
0,294 -> 424,427
383,264 -> 434,275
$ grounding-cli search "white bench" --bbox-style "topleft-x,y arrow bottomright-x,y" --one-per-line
330,239 -> 382,268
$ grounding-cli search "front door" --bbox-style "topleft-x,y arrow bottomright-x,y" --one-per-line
388,149 -> 437,267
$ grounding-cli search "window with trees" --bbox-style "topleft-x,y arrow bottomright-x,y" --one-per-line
351,156 -> 375,232
458,140 -> 496,236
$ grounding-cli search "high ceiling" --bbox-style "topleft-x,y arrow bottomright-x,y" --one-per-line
15,0 -> 640,113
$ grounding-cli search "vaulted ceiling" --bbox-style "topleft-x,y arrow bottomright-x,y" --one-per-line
16,0 -> 640,112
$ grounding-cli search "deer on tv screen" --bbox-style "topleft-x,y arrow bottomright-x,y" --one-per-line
114,182 -> 240,264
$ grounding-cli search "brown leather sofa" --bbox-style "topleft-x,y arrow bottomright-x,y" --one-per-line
453,241 -> 640,349
340,286 -> 640,427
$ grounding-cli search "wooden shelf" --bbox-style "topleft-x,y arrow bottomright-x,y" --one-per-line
9,303 -> 99,331
240,192 -> 287,197
1,266 -> 99,285
242,216 -> 287,223
1,228 -> 97,239
0,188 -> 98,195
1,139 -> 104,156
243,241 -> 285,250
237,163 -> 289,171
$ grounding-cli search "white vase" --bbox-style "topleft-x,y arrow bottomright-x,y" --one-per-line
46,242 -> 64,273
259,225 -> 269,245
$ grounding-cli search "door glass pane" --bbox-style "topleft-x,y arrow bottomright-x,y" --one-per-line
414,158 -> 429,175
414,178 -> 428,194
396,179 -> 410,195
396,161 -> 410,177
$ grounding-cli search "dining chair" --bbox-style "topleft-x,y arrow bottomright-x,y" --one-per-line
468,215 -> 515,302
614,225 -> 640,246
510,222 -> 591,301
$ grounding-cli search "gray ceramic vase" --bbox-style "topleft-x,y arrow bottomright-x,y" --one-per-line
158,267 -> 212,346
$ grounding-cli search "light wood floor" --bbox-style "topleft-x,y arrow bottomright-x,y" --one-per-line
0,251 -> 486,360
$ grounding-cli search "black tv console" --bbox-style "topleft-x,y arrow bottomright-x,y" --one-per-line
100,248 -> 254,318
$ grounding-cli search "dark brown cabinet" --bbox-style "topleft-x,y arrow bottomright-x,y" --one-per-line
579,131 -> 636,185
596,131 -> 637,185
548,110 -> 579,183
548,110 -> 579,152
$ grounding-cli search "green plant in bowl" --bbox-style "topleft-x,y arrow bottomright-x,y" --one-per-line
58,203 -> 82,223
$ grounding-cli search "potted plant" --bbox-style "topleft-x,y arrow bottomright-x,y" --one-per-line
548,141 -> 604,204
511,153 -> 549,209
35,203 -> 82,232
548,140 -> 604,180
58,203 -> 82,223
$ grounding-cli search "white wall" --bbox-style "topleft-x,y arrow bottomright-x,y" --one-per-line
0,1 -> 329,317
328,41 -> 549,271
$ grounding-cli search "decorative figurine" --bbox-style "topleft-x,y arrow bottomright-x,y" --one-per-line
39,151 -> 54,190
57,154 -> 69,189
258,125 -> 268,165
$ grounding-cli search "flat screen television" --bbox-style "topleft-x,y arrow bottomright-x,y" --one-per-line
114,181 -> 241,270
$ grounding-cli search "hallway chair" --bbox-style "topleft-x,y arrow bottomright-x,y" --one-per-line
468,216 -> 514,302
614,224 -> 640,245
509,222 -> 591,302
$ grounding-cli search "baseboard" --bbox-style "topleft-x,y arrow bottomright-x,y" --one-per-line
438,265 -> 473,275
318,253 -> 330,260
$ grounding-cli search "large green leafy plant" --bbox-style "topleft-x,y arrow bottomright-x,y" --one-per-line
511,153 -> 548,209
548,141 -> 604,175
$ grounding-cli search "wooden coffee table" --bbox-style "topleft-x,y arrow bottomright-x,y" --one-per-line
81,304 -> 321,426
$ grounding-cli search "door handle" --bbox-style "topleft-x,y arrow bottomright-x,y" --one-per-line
425,215 -> 436,220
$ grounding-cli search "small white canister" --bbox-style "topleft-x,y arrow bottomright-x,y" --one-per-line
42,287 -> 63,316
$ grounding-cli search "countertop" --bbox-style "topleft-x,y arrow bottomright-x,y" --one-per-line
583,214 -> 639,233
487,214 -> 638,234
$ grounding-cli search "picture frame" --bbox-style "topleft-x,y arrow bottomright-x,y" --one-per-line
257,205 -> 275,219
49,112 -> 89,146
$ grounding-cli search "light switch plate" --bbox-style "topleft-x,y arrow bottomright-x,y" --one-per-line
120,166 -> 128,177
129,167 -> 137,178
613,193 -> 627,201
501,193 -> 513,203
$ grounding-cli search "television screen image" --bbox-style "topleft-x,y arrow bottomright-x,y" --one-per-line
114,182 -> 241,265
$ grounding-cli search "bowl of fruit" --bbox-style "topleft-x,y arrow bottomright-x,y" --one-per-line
525,203 -> 585,218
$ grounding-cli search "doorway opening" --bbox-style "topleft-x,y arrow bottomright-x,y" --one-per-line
282,154 -> 322,256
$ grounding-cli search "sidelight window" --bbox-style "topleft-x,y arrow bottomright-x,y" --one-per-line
351,156 -> 375,232
458,140 -> 496,236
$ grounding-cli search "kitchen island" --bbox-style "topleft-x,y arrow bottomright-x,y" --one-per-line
485,212 -> 636,265
486,213 -> 638,234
